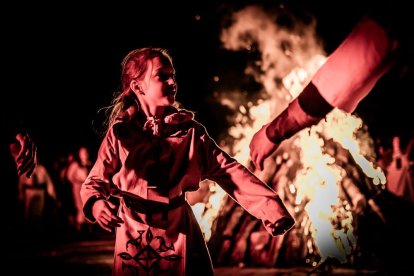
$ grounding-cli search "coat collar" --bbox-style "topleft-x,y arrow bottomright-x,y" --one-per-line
143,107 -> 194,136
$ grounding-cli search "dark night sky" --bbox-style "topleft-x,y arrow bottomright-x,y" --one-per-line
3,1 -> 413,165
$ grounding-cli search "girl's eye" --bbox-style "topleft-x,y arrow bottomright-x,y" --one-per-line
158,73 -> 175,81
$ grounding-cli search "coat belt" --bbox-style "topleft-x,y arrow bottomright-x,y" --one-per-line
120,191 -> 186,221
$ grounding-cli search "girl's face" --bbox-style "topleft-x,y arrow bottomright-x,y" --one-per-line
140,56 -> 177,107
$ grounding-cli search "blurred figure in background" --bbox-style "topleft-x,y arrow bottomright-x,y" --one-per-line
18,161 -> 58,233
2,112 -> 37,234
51,151 -> 76,232
386,136 -> 414,204
66,146 -> 91,233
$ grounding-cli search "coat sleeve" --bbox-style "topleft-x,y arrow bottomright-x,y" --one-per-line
264,16 -> 401,144
198,124 -> 294,236
313,17 -> 396,113
80,127 -> 120,222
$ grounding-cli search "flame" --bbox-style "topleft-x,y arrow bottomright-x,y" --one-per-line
191,180 -> 228,241
318,110 -> 387,186
190,3 -> 386,265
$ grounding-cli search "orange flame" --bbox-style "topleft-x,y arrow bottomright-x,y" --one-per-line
190,4 -> 386,265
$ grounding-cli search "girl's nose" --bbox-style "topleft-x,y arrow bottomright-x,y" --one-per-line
167,77 -> 176,86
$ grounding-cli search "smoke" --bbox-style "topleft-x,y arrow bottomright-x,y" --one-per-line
220,4 -> 325,111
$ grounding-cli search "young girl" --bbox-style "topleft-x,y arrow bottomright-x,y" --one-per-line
80,47 -> 294,275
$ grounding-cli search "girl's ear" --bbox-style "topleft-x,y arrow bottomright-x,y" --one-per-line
130,80 -> 144,95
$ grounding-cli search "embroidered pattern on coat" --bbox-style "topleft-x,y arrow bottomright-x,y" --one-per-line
118,227 -> 182,275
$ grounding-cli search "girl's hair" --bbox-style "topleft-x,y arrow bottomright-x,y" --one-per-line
103,48 -> 174,131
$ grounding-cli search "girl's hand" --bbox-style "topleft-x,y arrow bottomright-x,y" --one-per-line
92,199 -> 124,232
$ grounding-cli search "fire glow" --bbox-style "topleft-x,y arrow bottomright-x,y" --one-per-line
190,4 -> 386,266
